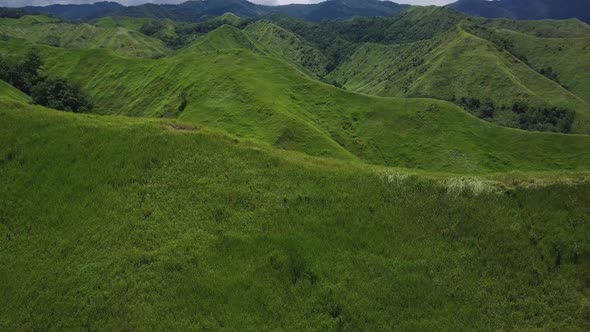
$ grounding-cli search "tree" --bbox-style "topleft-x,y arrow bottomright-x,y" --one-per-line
31,78 -> 92,113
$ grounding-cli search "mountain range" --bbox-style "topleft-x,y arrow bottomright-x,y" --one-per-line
449,0 -> 590,24
15,0 -> 590,23
22,0 -> 410,22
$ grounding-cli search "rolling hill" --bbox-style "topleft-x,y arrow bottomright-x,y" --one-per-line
478,18 -> 590,103
1,73 -> 589,330
326,7 -> 590,134
2,23 -> 590,173
0,15 -> 167,58
0,7 -> 590,331
244,20 -> 330,77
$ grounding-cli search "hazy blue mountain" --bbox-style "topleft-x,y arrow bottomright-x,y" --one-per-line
22,1 -> 124,20
448,0 -> 590,23
14,0 -> 409,23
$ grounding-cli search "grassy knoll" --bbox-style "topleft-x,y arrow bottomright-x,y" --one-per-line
0,15 -> 168,58
0,96 -> 589,330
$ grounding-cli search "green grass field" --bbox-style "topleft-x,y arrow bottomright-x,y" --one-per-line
1,9 -> 589,331
1,90 -> 589,330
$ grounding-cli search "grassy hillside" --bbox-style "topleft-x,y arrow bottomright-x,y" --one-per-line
484,24 -> 590,102
0,80 -> 30,104
1,25 -> 590,173
244,21 -> 330,76
1,89 -> 589,330
328,25 -> 590,133
0,15 -> 168,58
183,24 -> 265,54
1,8 -> 590,330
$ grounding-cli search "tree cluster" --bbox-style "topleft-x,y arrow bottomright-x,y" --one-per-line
0,51 -> 92,113
512,101 -> 574,133
457,97 -> 574,133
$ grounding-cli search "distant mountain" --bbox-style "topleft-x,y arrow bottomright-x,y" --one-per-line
0,7 -> 28,18
23,1 -> 124,21
111,0 -> 267,22
448,0 -> 590,24
275,0 -> 409,22
14,0 -> 409,23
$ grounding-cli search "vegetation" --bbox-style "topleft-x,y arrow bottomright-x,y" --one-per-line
0,15 -> 168,58
457,97 -> 575,133
1,90 -> 589,331
244,21 -> 330,76
0,7 -> 589,331
326,9 -> 590,133
0,51 -> 91,113
0,26 -> 585,174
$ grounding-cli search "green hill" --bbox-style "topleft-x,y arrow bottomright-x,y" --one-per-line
0,15 -> 168,58
244,21 -> 330,77
0,84 -> 589,331
1,8 -> 590,331
476,20 -> 590,103
183,24 -> 265,54
327,14 -> 590,134
0,25 -> 589,174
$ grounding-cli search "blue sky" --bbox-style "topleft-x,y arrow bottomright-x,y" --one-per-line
0,1 -> 456,8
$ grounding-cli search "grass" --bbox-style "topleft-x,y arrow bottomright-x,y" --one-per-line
494,28 -> 590,102
328,26 -> 590,133
0,80 -> 30,104
0,11 -> 589,330
0,15 -> 168,58
244,20 -> 330,77
0,97 -> 589,330
0,26 -> 585,174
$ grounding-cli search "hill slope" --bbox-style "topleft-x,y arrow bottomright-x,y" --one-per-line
1,83 -> 589,330
244,21 -> 330,76
0,15 -> 168,58
2,25 -> 590,174
327,8 -> 590,134
476,19 -> 590,103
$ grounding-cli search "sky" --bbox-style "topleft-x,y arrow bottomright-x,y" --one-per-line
0,0 -> 457,8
